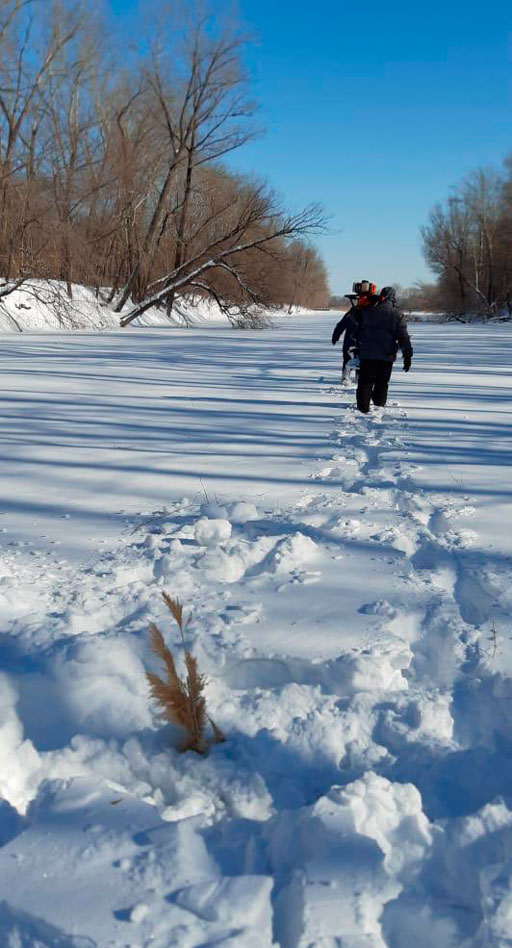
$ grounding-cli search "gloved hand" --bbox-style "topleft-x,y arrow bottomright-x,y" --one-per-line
331,330 -> 339,346
403,354 -> 411,372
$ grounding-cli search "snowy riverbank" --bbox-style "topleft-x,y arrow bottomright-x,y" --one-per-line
0,280 -> 316,332
1,318 -> 511,946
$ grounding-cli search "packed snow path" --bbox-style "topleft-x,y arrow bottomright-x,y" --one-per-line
0,317 -> 512,947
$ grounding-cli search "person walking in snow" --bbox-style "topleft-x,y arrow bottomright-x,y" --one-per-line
331,280 -> 377,383
354,286 -> 412,414
331,308 -> 359,383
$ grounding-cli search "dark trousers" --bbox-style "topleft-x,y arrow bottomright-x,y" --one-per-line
356,359 -> 393,413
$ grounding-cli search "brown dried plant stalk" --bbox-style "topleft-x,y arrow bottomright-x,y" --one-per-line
146,593 -> 225,754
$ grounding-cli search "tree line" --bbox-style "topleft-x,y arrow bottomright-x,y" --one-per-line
421,157 -> 512,317
0,0 -> 329,325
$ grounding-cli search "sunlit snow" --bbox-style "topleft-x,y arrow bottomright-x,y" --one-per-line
0,313 -> 511,947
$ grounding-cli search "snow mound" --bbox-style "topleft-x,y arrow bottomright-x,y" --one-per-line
197,547 -> 247,583
0,674 -> 41,814
261,532 -> 318,574
194,517 -> 232,548
52,637 -> 152,738
271,773 -> 431,948
199,502 -> 229,519
227,501 -> 259,523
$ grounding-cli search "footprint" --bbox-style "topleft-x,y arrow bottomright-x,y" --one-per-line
220,603 -> 263,626
454,567 -> 499,627
370,527 -> 417,557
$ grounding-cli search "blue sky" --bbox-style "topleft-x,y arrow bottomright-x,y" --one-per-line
109,0 -> 512,293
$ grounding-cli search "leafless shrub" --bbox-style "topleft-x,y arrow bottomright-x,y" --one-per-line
230,308 -> 273,329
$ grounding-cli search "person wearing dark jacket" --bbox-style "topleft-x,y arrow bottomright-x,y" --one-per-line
331,310 -> 359,382
355,287 -> 412,413
331,282 -> 378,383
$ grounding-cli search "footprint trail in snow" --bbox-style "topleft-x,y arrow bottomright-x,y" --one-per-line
1,324 -> 512,948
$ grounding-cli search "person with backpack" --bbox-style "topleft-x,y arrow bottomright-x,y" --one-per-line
354,286 -> 412,413
331,280 -> 377,384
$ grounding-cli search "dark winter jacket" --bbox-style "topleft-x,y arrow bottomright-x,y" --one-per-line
356,301 -> 412,363
331,311 -> 359,352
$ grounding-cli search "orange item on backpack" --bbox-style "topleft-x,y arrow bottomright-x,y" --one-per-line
357,294 -> 374,308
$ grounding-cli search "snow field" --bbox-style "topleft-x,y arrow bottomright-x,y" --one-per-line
0,319 -> 511,946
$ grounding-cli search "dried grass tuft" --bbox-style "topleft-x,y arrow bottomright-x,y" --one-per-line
146,592 -> 225,754
161,592 -> 184,635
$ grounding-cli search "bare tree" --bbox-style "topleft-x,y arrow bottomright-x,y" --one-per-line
119,187 -> 326,325
396,281 -> 442,314
422,164 -> 512,316
113,16 -> 257,314
43,16 -> 104,296
0,0 -> 83,286
0,0 -> 330,324
284,241 -> 329,312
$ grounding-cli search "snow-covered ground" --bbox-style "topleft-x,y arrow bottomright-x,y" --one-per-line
0,280 -> 311,333
1,316 -> 511,947
0,281 -> 240,333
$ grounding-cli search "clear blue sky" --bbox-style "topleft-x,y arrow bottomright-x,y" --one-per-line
109,0 -> 512,294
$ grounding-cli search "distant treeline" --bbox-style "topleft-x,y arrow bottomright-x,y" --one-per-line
419,158 -> 512,317
331,157 -> 512,319
0,1 -> 329,325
